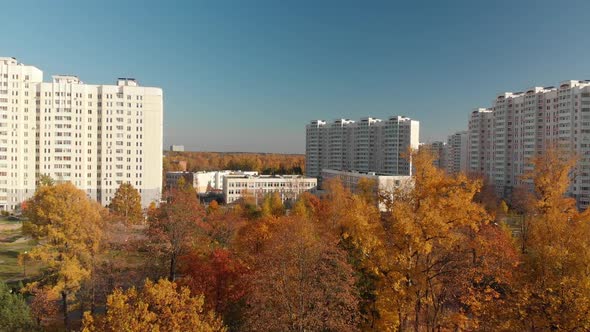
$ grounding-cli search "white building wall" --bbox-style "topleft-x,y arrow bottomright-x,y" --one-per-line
166,170 -> 259,194
467,80 -> 590,209
223,175 -> 317,204
0,57 -> 41,210
305,120 -> 326,178
321,169 -> 413,211
446,131 -> 468,175
305,115 -> 419,177
468,108 -> 493,176
0,57 -> 162,210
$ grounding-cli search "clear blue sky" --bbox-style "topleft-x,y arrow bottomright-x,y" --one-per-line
3,0 -> 590,153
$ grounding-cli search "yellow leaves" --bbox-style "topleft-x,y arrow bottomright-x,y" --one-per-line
515,149 -> 590,330
109,182 -> 144,225
260,192 -> 285,218
55,256 -> 91,293
242,215 -> 360,331
22,182 -> 106,309
367,149 -> 505,330
83,278 -> 227,332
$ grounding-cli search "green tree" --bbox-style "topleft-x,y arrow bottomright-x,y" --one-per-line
37,174 -> 55,187
261,192 -> 285,218
22,182 -> 105,331
0,282 -> 36,332
109,182 -> 143,225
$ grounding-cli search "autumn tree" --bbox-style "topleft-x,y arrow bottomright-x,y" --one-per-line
372,149 -> 511,331
109,182 -> 143,225
82,278 -> 226,332
163,151 -> 305,175
291,191 -> 320,220
446,223 -> 521,330
233,190 -> 261,220
28,285 -> 59,328
207,200 -> 220,215
180,248 -> 250,329
515,149 -> 590,330
317,178 -> 383,329
243,216 -> 360,331
260,192 -> 285,218
22,182 -> 105,330
205,208 -> 247,248
356,177 -> 378,205
147,187 -> 207,281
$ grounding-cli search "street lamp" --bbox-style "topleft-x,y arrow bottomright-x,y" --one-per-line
23,251 -> 28,278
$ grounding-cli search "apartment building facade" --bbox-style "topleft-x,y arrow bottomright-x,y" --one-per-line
420,141 -> 447,170
467,80 -> 590,209
0,57 -> 163,210
468,108 -> 493,176
446,131 -> 468,175
305,116 -> 419,178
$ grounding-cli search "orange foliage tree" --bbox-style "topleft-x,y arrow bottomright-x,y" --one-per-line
239,216 -> 360,331
180,248 -> 249,329
147,187 -> 208,281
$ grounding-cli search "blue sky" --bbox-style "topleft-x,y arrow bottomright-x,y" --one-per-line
3,0 -> 590,153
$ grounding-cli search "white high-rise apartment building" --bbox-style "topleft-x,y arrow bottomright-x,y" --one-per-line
446,131 -> 468,175
468,108 -> 493,175
305,116 -> 419,178
467,80 -> 590,209
0,57 -> 163,211
304,120 -> 327,178
420,141 -> 447,169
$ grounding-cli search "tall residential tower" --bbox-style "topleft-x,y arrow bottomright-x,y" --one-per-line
305,116 -> 419,178
467,80 -> 590,209
0,57 -> 163,210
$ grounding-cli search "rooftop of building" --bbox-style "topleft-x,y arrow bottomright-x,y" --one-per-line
225,174 -> 315,180
308,115 -> 418,126
1,56 -> 156,88
495,80 -> 590,101
166,170 -> 258,175
321,169 -> 411,178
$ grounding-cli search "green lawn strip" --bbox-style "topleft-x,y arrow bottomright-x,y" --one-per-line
0,220 -> 43,282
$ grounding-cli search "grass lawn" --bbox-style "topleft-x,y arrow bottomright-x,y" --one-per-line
0,218 -> 42,283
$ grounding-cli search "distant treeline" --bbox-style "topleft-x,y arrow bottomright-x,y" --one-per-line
163,151 -> 305,175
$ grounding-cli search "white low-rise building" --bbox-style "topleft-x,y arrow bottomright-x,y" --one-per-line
170,145 -> 184,152
223,174 -> 317,204
321,169 -> 412,210
321,169 -> 412,192
166,170 -> 258,193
